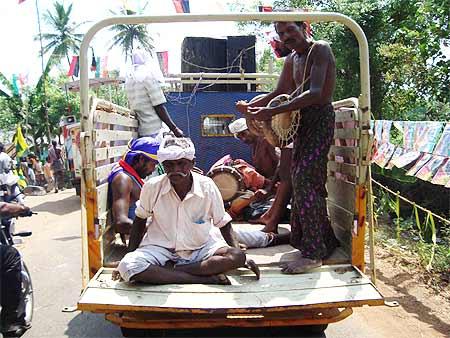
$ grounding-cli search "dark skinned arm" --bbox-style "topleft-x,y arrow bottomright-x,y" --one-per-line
236,54 -> 295,113
127,216 -> 148,252
246,43 -> 332,120
220,222 -> 240,249
111,174 -> 134,235
0,202 -> 30,218
154,104 -> 184,137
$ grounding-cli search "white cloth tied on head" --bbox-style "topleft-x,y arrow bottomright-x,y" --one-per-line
228,118 -> 248,134
157,137 -> 196,163
127,49 -> 165,84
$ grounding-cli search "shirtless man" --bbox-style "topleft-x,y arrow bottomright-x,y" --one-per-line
108,137 -> 160,245
228,118 -> 279,179
114,137 -> 257,284
238,21 -> 338,274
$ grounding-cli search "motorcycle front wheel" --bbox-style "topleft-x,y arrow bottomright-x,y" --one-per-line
21,262 -> 34,325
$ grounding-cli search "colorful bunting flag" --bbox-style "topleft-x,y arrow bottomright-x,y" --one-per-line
258,5 -> 273,12
173,0 -> 190,13
18,0 -> 27,4
95,57 -> 101,78
11,74 -> 19,95
90,50 -> 97,71
13,125 -> 28,157
157,51 -> 169,76
68,56 -> 78,77
101,56 -> 108,78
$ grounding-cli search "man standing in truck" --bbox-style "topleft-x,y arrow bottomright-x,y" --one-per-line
114,137 -> 259,284
237,21 -> 338,274
126,50 -> 184,139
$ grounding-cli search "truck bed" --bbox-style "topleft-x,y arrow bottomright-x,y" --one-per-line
78,224 -> 383,315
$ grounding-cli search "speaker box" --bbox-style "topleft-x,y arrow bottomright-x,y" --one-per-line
226,35 -> 256,92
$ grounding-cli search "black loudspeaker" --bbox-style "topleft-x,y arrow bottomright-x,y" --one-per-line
226,35 -> 256,92
181,37 -> 227,92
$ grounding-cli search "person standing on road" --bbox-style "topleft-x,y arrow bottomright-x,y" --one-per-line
47,141 -> 65,193
126,50 -> 184,139
238,21 -> 338,274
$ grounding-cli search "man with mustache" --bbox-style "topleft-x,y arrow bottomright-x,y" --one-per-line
237,21 -> 338,274
108,137 -> 160,245
114,137 -> 255,285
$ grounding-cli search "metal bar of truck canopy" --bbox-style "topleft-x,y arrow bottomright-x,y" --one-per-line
78,12 -> 371,286
80,12 -> 370,122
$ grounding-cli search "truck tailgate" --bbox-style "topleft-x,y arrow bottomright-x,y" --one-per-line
78,264 -> 383,313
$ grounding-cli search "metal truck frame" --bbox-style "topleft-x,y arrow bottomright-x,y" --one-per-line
77,12 -> 382,336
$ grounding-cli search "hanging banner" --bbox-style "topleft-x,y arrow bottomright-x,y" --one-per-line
386,147 -> 405,170
172,0 -> 190,13
406,153 -> 433,176
433,123 -> 450,157
392,150 -> 421,169
156,51 -> 169,76
381,120 -> 392,144
415,155 -> 446,182
403,121 -> 416,150
373,120 -> 383,147
373,143 -> 396,168
413,121 -> 443,153
67,56 -> 78,77
430,158 -> 450,186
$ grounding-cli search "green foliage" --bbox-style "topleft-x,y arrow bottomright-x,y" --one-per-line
39,1 -> 84,67
242,0 -> 450,121
109,5 -> 154,61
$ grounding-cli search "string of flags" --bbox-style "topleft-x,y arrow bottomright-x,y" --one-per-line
67,52 -> 109,78
372,120 -> 450,187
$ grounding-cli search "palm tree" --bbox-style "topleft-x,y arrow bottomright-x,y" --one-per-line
39,1 -> 84,67
109,7 -> 154,61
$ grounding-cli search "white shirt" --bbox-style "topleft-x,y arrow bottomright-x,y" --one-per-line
125,76 -> 167,136
0,152 -> 13,174
135,172 -> 232,253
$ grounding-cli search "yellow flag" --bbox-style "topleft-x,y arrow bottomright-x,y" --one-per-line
14,124 -> 29,157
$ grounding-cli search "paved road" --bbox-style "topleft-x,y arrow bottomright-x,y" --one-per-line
13,189 -> 448,338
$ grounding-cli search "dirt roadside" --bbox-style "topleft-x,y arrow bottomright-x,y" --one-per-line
361,244 -> 450,337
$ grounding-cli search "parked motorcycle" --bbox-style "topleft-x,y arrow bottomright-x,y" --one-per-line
0,208 -> 35,335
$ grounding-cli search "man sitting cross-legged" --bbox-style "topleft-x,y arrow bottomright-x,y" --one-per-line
114,137 -> 256,285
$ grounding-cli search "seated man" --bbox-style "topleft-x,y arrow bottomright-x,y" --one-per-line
228,118 -> 279,179
108,137 -> 160,245
229,118 -> 291,233
115,137 -> 254,285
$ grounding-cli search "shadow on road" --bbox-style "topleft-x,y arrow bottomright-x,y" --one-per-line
65,312 -> 326,338
376,269 -> 450,336
31,193 -> 80,216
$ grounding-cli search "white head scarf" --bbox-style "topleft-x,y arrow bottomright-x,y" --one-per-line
228,118 -> 248,134
157,137 -> 196,163
127,50 -> 165,83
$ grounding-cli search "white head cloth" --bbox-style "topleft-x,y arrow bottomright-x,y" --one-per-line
228,118 -> 248,134
157,137 -> 196,163
127,50 -> 164,83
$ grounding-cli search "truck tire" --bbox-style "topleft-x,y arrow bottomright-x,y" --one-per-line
303,324 -> 328,334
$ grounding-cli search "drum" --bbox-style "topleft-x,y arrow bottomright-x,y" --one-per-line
207,166 -> 245,202
265,94 -> 300,148
245,94 -> 266,137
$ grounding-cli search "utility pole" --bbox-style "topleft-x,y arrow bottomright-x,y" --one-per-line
35,0 -> 52,143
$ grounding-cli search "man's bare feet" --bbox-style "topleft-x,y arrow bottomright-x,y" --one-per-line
248,215 -> 279,234
210,274 -> 231,285
112,269 -> 123,281
280,257 -> 322,274
245,259 -> 260,280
